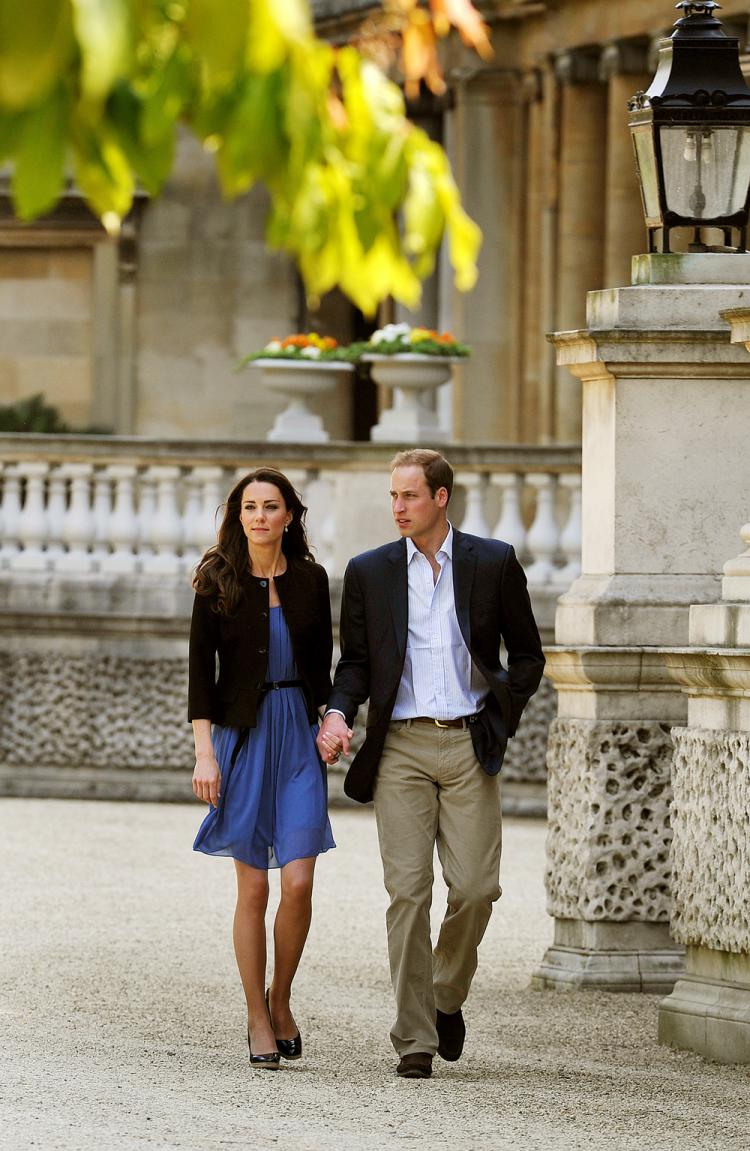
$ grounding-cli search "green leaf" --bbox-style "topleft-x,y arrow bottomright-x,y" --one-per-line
109,85 -> 174,196
246,0 -> 310,73
185,0 -> 247,89
0,110 -> 23,161
11,86 -> 69,219
72,118 -> 134,226
0,0 -> 74,110
69,0 -> 133,102
215,69 -> 288,196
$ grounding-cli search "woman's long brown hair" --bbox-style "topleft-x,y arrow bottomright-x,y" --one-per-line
192,468 -> 313,615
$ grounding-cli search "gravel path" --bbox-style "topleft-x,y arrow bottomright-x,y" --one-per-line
2,799 -> 748,1150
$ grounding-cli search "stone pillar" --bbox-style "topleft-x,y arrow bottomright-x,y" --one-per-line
657,313 -> 750,1062
599,42 -> 651,290
447,70 -> 524,443
519,68 -> 555,443
534,253 -> 750,992
554,51 -> 608,442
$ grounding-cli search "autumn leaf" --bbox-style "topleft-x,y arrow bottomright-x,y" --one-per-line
430,0 -> 493,58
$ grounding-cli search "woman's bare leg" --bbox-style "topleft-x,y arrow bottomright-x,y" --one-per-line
268,857 -> 316,1038
233,860 -> 277,1054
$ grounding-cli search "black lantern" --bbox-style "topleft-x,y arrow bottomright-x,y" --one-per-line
629,2 -> 750,252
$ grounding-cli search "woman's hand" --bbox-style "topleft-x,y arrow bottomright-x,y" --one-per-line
192,752 -> 221,808
316,712 -> 353,765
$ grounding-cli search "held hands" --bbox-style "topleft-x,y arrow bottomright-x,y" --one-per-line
316,712 -> 353,765
192,752 -> 221,808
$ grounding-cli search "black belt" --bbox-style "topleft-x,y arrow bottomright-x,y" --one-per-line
260,678 -> 305,693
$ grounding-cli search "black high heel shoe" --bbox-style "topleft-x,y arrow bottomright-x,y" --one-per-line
247,1029 -> 281,1069
266,989 -> 302,1060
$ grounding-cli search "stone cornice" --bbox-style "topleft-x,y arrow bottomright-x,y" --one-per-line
550,327 -> 750,373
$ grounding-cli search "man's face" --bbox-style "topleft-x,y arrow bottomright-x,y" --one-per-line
390,465 -> 447,539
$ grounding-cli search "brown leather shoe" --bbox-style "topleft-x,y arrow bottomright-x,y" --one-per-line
396,1052 -> 433,1079
436,1007 -> 465,1062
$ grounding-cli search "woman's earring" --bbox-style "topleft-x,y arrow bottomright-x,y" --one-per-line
284,524 -> 290,533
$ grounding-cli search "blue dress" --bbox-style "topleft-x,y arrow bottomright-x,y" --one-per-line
193,606 -> 335,869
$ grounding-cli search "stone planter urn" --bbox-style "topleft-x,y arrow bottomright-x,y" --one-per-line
251,359 -> 354,442
365,354 -> 458,443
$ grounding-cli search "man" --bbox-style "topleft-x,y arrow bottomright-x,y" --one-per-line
316,450 -> 544,1079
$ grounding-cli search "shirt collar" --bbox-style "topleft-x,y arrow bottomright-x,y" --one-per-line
405,523 -> 453,565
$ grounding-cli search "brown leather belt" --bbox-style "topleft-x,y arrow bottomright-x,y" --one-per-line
410,715 -> 478,729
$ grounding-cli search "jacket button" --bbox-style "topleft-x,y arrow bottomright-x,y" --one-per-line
259,647 -> 267,654
259,580 -> 268,588
261,611 -> 268,619
255,681 -> 263,690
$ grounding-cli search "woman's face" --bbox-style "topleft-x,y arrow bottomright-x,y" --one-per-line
239,481 -> 292,548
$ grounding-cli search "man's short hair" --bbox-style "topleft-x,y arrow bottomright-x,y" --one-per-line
390,449 -> 453,502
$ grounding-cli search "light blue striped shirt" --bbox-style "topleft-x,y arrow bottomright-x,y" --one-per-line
391,525 -> 488,721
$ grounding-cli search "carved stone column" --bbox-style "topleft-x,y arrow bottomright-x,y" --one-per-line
534,253 -> 750,991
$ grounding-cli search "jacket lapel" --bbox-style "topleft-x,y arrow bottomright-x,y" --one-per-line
452,528 -> 476,651
386,539 -> 408,663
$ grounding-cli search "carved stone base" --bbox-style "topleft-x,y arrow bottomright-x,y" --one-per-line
533,918 -> 684,992
659,947 -> 750,1064
537,717 -> 680,990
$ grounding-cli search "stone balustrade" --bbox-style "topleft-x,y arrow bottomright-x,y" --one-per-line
0,435 -> 581,586
0,434 -> 580,809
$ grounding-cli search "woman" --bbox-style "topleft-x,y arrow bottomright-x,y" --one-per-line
189,467 -> 335,1069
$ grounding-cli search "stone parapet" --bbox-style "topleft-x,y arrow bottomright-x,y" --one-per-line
0,571 -> 558,808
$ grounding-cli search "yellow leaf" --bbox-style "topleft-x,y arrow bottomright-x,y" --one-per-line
246,0 -> 311,74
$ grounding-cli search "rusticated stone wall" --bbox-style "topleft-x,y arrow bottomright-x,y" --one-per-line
545,718 -> 674,921
670,726 -> 750,954
0,647 -> 553,805
0,568 -> 556,805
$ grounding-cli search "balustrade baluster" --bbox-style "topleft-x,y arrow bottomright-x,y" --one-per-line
181,469 -> 204,575
45,466 -> 67,563
200,467 -> 225,549
456,472 -> 490,537
304,470 -> 335,575
491,473 -> 527,556
91,469 -> 114,565
0,465 -> 22,568
100,465 -> 139,573
556,473 -> 582,586
11,462 -> 50,571
524,472 -> 560,585
136,471 -> 157,560
56,464 -> 95,572
141,466 -> 183,575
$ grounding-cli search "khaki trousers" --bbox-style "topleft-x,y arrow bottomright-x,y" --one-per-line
373,720 -> 502,1056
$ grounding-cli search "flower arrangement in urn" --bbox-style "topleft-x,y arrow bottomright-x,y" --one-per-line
353,322 -> 470,359
239,332 -> 356,365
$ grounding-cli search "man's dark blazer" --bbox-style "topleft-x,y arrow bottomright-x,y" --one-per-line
327,529 -> 545,804
188,559 -> 332,729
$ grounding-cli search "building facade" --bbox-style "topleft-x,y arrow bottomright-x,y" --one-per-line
5,0 -> 748,446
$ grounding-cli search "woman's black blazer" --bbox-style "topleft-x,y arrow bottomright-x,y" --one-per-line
188,559 -> 333,729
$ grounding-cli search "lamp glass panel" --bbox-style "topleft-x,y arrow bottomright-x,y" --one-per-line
632,127 -> 661,220
659,125 -> 750,219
